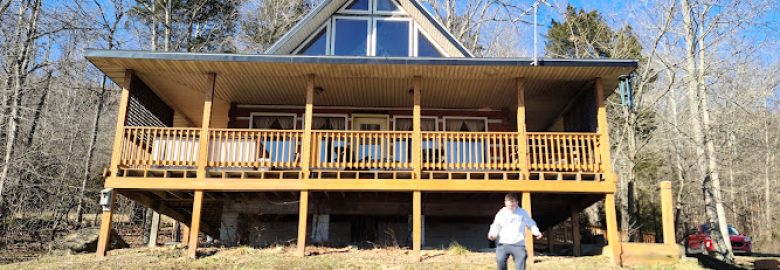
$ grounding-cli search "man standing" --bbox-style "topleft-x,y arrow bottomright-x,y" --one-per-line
488,193 -> 543,270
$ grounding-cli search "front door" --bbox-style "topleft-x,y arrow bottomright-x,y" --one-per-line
352,114 -> 389,131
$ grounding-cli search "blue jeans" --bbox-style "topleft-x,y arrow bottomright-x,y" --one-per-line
496,243 -> 527,270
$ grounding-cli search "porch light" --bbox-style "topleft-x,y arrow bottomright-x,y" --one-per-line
314,87 -> 325,95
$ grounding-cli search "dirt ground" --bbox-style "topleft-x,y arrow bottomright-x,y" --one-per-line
0,246 -> 709,270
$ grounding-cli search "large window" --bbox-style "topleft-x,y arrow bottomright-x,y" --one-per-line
333,18 -> 369,56
374,20 -> 410,56
294,0 -> 447,57
250,113 -> 296,129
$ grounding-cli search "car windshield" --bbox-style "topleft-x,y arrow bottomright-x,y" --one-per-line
728,226 -> 740,235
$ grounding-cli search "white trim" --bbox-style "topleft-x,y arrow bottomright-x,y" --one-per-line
337,0 -> 372,15
392,115 -> 438,131
413,24 -> 448,57
248,112 -> 298,129
331,16 -> 372,56
442,116 -> 489,132
235,104 -> 503,112
265,0 -> 336,54
292,20 -> 331,55
371,17 -> 412,56
373,0 -> 406,15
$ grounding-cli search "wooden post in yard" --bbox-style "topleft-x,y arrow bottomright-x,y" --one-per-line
96,189 -> 116,258
413,191 -> 422,262
571,208 -> 581,257
297,191 -> 309,256
660,181 -> 675,246
187,191 -> 204,258
181,224 -> 190,246
516,78 -> 529,179
605,194 -> 622,265
522,192 -> 534,265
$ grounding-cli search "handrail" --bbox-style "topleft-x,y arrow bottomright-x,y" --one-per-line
208,129 -> 303,169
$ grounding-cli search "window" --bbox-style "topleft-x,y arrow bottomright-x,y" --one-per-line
333,18 -> 369,56
345,0 -> 369,11
393,117 -> 437,131
374,20 -> 410,56
444,117 -> 487,132
250,114 -> 296,129
375,0 -> 400,12
298,27 -> 328,55
417,31 -> 443,57
312,116 -> 348,130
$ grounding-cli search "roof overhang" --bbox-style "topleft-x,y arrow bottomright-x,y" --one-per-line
85,49 -> 637,130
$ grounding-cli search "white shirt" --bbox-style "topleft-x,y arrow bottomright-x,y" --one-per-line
488,207 -> 542,245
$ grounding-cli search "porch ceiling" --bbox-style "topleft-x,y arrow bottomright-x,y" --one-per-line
86,50 -> 636,129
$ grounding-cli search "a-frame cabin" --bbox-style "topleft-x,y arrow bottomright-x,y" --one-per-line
87,0 -> 638,263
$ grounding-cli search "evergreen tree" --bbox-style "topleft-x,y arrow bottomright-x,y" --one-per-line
545,5 -> 642,59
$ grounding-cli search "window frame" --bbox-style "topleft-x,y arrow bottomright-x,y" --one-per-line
293,21 -> 331,55
392,115 -> 439,131
330,16 -> 372,56
371,17 -> 413,57
413,24 -> 448,57
248,112 -> 298,130
442,116 -> 489,132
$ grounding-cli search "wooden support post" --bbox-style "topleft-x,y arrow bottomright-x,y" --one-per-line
605,193 -> 622,265
96,189 -> 116,258
595,77 -> 614,181
187,191 -> 204,258
412,76 -> 422,179
547,227 -> 554,254
660,181 -> 675,246
412,191 -> 422,262
181,224 -> 190,246
571,208 -> 581,257
516,78 -> 529,179
148,211 -> 160,248
109,70 -> 134,177
297,191 -> 309,256
301,75 -> 315,179
522,192 -> 534,265
197,73 -> 216,179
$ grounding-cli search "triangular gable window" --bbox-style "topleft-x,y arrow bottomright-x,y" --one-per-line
298,28 -> 328,55
345,0 -> 369,11
375,0 -> 401,12
417,31 -> 443,57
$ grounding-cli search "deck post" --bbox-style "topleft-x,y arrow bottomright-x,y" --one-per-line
521,192 -> 534,265
96,189 -> 116,258
595,77 -> 615,181
148,211 -> 160,247
187,190 -> 204,258
660,181 -> 675,245
297,191 -> 309,256
571,208 -> 581,256
412,76 -> 422,179
109,70 -> 134,177
197,73 -> 216,179
301,74 -> 315,179
605,193 -> 622,265
412,191 -> 422,262
516,78 -> 529,179
181,224 -> 190,246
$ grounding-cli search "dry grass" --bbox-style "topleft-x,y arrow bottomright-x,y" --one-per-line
0,246 -> 707,270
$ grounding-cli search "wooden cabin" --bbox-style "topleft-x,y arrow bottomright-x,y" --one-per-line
88,0 -> 637,263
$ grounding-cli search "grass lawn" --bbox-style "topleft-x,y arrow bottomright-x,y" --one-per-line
0,246 -> 706,270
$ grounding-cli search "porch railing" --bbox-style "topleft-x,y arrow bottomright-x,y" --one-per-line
526,132 -> 602,172
116,128 -> 603,175
420,132 -> 523,171
310,130 -> 413,170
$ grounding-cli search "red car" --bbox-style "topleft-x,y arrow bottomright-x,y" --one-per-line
685,224 -> 752,256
